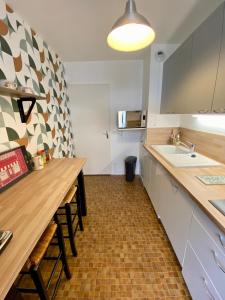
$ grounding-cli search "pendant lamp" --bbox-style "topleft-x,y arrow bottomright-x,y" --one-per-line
107,0 -> 155,52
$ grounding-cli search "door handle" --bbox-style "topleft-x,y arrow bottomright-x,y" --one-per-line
170,178 -> 179,193
103,131 -> 109,139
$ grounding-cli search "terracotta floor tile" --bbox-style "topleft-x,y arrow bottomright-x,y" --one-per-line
22,175 -> 191,299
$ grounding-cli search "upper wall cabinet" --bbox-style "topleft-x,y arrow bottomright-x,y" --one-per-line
186,5 -> 224,114
161,37 -> 192,114
212,7 -> 225,113
161,3 -> 225,114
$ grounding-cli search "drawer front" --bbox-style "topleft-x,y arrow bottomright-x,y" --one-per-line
189,215 -> 225,297
183,242 -> 222,300
194,205 -> 225,255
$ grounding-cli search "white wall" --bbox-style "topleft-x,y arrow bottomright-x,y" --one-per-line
64,60 -> 143,175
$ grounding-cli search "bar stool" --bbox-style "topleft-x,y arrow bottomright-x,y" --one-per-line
16,220 -> 71,300
56,184 -> 84,256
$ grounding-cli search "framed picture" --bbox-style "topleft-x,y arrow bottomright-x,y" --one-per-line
0,146 -> 31,193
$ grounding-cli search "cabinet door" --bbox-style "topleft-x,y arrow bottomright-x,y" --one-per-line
181,4 -> 224,114
212,5 -> 225,113
189,214 -> 225,298
159,170 -> 194,265
140,150 -> 161,216
183,242 -> 222,300
142,154 -> 151,195
160,37 -> 192,114
140,146 -> 150,188
148,159 -> 163,217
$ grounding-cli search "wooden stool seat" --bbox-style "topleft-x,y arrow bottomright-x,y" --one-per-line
18,218 -> 71,300
60,185 -> 77,206
24,223 -> 57,270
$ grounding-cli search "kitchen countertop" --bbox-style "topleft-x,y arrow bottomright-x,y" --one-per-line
0,158 -> 86,300
144,144 -> 225,233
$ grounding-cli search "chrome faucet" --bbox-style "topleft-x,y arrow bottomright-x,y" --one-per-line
170,130 -> 196,153
179,140 -> 196,153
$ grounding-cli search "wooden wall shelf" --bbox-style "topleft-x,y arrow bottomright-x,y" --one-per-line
0,86 -> 45,100
0,86 -> 46,123
118,127 -> 146,131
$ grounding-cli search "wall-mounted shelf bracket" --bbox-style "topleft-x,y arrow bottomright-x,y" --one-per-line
17,98 -> 36,123
0,86 -> 46,123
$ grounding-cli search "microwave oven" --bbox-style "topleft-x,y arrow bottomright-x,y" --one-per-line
118,110 -> 146,129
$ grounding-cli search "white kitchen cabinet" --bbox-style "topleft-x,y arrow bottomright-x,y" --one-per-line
143,148 -> 225,299
188,213 -> 225,298
140,146 -> 151,195
194,205 -> 225,255
148,157 -> 163,217
140,148 -> 162,217
183,242 -> 222,300
142,150 -> 194,264
158,169 -> 194,265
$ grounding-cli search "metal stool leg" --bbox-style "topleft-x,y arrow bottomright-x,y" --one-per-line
65,203 -> 78,257
6,284 -> 24,300
54,214 -> 72,279
30,267 -> 50,300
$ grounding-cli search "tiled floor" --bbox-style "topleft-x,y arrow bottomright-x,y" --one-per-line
22,175 -> 191,299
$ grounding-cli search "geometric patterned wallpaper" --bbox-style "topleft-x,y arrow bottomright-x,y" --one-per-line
0,0 -> 75,157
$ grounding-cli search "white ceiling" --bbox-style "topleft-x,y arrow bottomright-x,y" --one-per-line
6,0 -> 224,61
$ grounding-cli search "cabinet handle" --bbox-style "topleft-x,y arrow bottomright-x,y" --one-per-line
198,109 -> 209,114
212,250 -> 225,274
218,234 -> 225,249
202,277 -> 215,300
170,178 -> 179,192
103,130 -> 109,139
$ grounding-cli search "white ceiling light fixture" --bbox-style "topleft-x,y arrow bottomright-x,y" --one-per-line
107,0 -> 156,52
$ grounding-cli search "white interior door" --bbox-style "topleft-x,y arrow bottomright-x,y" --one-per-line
69,84 -> 111,175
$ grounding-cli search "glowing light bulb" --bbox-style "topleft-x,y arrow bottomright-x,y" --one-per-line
107,23 -> 155,52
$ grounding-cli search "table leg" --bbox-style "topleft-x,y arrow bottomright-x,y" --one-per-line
77,170 -> 87,216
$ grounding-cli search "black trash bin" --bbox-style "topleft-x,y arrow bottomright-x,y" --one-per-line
125,156 -> 137,182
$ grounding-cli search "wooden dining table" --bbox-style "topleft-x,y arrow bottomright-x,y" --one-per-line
0,158 -> 87,300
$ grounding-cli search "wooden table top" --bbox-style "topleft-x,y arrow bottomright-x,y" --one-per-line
0,158 -> 86,300
144,144 -> 225,234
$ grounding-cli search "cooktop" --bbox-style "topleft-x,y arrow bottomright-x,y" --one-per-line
209,199 -> 225,217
